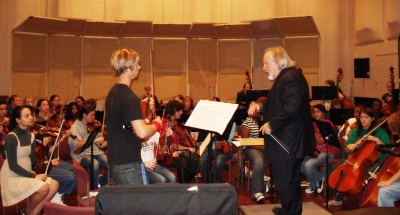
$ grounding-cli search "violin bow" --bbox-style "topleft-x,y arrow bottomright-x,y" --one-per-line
45,119 -> 65,174
354,113 -> 393,146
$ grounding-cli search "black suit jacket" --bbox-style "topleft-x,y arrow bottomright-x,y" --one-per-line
263,67 -> 315,162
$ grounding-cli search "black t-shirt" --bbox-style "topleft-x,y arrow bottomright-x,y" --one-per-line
105,84 -> 143,165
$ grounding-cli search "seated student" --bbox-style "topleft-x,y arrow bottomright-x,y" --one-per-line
0,100 -> 9,159
240,96 -> 267,203
328,107 -> 390,206
159,100 -> 198,183
68,105 -> 108,188
141,131 -> 176,184
0,105 -> 59,215
376,112 -> 400,207
198,119 -> 235,184
301,104 -> 342,194
29,106 -> 77,205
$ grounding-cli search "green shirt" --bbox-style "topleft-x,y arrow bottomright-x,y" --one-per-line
346,127 -> 390,160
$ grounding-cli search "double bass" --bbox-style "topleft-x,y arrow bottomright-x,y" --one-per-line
382,67 -> 396,116
336,68 -> 353,109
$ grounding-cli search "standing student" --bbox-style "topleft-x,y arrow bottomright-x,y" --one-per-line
248,46 -> 315,215
105,48 -> 162,185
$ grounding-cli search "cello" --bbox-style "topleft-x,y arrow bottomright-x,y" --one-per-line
382,67 -> 396,116
358,145 -> 400,207
328,117 -> 390,196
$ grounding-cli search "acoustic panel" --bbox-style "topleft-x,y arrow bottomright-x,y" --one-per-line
12,33 -> 47,72
354,0 -> 384,45
188,39 -> 217,101
82,37 -> 119,73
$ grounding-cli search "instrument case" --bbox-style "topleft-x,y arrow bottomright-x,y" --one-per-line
95,183 -> 237,215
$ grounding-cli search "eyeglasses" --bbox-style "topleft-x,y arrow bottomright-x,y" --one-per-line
360,116 -> 371,119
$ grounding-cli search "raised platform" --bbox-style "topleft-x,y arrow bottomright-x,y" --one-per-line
239,201 -> 332,215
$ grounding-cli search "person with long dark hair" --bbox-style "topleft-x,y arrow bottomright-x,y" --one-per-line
0,105 -> 59,214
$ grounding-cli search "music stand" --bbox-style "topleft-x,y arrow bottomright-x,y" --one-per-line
329,109 -> 353,126
79,126 -> 100,190
313,119 -> 341,209
311,86 -> 338,101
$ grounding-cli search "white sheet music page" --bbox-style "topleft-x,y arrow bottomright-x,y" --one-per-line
185,100 -> 238,135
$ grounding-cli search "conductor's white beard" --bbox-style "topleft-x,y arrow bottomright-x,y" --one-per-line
268,73 -> 275,80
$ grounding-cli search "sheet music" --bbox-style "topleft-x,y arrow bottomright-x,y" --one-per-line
198,133 -> 211,156
185,100 -> 238,135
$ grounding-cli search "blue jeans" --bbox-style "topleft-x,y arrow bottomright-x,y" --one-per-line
378,179 -> 400,207
146,164 -> 176,184
243,147 -> 265,196
199,150 -> 232,183
110,162 -> 145,185
80,154 -> 108,188
48,160 -> 77,195
301,152 -> 333,189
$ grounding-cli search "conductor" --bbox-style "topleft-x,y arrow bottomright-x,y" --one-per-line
248,46 -> 315,215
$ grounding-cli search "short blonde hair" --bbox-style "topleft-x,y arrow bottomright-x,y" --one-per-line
110,48 -> 140,77
264,46 -> 296,70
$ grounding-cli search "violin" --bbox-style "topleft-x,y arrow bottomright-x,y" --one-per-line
173,123 -> 200,160
358,146 -> 400,207
156,120 -> 174,166
33,129 -> 53,174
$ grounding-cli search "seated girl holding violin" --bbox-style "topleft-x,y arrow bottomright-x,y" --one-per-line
0,105 -> 59,215
30,106 -> 77,206
301,104 -> 342,194
68,104 -> 108,188
158,100 -> 199,183
63,102 -> 79,130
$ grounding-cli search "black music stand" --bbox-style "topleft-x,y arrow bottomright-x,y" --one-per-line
79,126 -> 100,190
312,86 -> 338,101
313,119 -> 341,209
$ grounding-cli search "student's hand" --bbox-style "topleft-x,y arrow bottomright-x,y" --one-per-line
36,174 -> 47,181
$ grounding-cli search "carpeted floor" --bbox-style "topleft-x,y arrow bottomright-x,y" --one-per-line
239,201 -> 332,215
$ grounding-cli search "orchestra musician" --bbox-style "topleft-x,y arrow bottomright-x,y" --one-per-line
35,98 -> 52,127
105,48 -> 162,185
375,111 -> 400,207
68,104 -> 108,189
301,104 -> 342,194
5,95 -> 21,118
75,96 -> 85,110
0,100 -> 9,159
328,107 -> 390,206
160,100 -> 199,183
49,95 -> 60,116
0,105 -> 59,215
240,96 -> 267,203
236,82 -> 252,110
29,106 -> 77,205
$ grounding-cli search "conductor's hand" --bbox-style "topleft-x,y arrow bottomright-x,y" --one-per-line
247,102 -> 260,117
259,122 -> 272,135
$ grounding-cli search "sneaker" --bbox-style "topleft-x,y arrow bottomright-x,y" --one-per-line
328,199 -> 343,206
317,178 -> 324,194
305,187 -> 315,194
254,192 -> 265,204
50,192 -> 66,206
